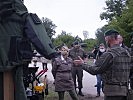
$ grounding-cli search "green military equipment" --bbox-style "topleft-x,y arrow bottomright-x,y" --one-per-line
0,0 -> 56,71
24,13 -> 56,59
0,0 -> 57,100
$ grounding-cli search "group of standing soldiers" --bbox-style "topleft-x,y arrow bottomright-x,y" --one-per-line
52,29 -> 133,100
1,1 -> 133,100
51,41 -> 87,100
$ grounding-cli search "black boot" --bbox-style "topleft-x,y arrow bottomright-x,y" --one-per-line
78,88 -> 84,96
75,87 -> 77,94
96,93 -> 100,97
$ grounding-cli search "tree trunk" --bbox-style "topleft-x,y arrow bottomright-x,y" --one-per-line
3,71 -> 14,100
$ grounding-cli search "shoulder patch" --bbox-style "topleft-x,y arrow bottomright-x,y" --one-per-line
30,13 -> 41,24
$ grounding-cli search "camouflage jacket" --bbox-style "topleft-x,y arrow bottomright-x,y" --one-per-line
82,44 -> 131,96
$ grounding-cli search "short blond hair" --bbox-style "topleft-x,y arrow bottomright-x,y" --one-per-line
62,46 -> 69,52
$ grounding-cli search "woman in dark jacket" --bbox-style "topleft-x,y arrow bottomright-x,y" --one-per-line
52,46 -> 78,100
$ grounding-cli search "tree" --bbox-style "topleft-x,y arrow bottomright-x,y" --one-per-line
53,31 -> 96,52
100,0 -> 127,21
83,39 -> 97,51
42,17 -> 57,38
53,32 -> 74,48
95,25 -> 108,46
83,31 -> 89,39
106,0 -> 133,47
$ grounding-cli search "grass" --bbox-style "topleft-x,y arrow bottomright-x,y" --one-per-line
45,92 -> 71,100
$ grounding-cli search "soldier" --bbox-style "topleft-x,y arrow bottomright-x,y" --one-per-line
75,29 -> 131,100
69,41 -> 87,96
117,35 -> 129,50
0,0 -> 57,100
52,45 -> 78,100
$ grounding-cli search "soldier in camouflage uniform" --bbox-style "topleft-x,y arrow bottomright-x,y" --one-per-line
75,29 -> 131,100
0,0 -> 56,100
69,41 -> 87,96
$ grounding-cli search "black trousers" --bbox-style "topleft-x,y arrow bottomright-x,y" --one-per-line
130,78 -> 133,89
104,96 -> 127,100
42,63 -> 47,69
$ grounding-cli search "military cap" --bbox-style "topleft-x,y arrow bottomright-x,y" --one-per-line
104,29 -> 119,37
73,41 -> 80,45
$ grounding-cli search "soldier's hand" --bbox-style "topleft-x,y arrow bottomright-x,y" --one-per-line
73,56 -> 84,65
73,60 -> 81,65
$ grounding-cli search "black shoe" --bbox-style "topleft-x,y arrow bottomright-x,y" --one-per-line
78,91 -> 84,96
96,93 -> 100,97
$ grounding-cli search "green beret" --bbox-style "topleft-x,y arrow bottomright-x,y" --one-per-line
104,29 -> 119,37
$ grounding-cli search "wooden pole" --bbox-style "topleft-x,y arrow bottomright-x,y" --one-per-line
0,72 -> 3,100
3,71 -> 14,100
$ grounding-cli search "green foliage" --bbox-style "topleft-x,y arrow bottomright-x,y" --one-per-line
53,31 -> 97,51
105,0 -> 133,47
95,25 -> 109,46
53,31 -> 74,48
100,0 -> 127,21
83,39 -> 97,51
98,0 -> 133,47
42,17 -> 57,38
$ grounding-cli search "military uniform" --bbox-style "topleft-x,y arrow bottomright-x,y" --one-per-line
52,55 -> 78,100
82,44 -> 131,100
69,46 -> 87,95
0,0 -> 56,100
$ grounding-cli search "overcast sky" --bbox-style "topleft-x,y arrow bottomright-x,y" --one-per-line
24,0 -> 107,39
